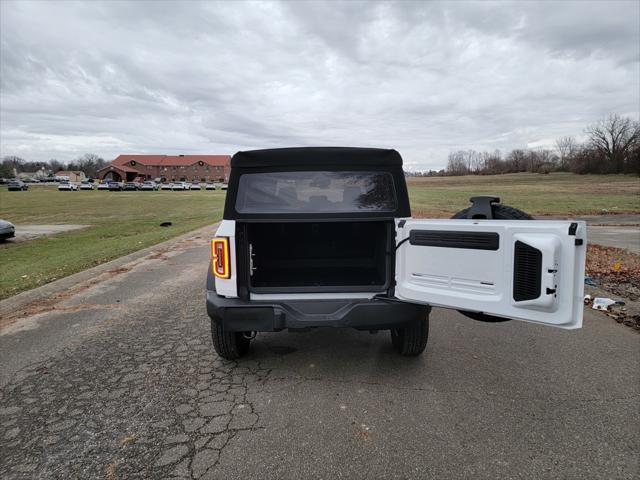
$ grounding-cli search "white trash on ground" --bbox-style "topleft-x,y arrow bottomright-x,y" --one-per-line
591,297 -> 625,311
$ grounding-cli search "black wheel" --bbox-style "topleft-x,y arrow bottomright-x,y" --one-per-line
451,203 -> 533,323
390,314 -> 430,356
210,318 -> 250,360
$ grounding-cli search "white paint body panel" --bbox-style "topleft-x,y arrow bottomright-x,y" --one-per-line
214,219 -> 238,297
395,219 -> 586,329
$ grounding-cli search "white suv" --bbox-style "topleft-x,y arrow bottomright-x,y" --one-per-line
206,147 -> 587,359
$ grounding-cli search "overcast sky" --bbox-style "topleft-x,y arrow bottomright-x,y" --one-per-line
1,0 -> 638,170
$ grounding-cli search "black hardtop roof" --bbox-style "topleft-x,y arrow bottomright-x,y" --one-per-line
230,147 -> 403,168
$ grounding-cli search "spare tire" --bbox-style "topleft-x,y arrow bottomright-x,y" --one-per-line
451,203 -> 533,323
451,204 -> 533,220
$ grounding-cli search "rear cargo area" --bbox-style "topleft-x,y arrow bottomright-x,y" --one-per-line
246,222 -> 391,291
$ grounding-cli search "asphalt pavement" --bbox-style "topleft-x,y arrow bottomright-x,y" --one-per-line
0,228 -> 638,479
539,214 -> 639,253
587,226 -> 639,254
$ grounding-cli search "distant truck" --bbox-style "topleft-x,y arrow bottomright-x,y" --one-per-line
206,147 -> 586,359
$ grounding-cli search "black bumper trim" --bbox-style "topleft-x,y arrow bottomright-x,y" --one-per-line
206,290 -> 429,332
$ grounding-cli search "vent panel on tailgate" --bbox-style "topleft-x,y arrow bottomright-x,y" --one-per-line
513,240 -> 542,301
409,230 -> 499,250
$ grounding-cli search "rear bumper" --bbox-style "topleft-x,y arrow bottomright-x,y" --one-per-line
206,290 -> 429,332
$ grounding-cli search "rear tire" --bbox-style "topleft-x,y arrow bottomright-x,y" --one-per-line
210,318 -> 250,360
391,314 -> 430,356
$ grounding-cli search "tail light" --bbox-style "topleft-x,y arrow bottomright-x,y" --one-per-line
211,237 -> 230,278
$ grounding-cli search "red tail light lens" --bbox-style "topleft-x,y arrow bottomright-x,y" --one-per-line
211,237 -> 230,278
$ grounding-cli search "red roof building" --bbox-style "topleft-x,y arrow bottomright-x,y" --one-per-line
97,154 -> 231,183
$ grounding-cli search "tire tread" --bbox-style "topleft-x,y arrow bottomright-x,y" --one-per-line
211,318 -> 250,360
391,315 -> 430,356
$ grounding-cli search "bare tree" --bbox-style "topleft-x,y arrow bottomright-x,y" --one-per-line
555,136 -> 579,170
585,114 -> 639,173
482,150 -> 503,174
2,155 -> 25,168
48,159 -> 64,172
446,151 -> 468,176
505,149 -> 527,172
441,114 -> 638,176
73,153 -> 106,177
1,156 -> 25,177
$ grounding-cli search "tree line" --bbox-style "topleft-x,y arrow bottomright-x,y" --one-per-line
445,114 -> 639,176
0,153 -> 107,179
3,114 -> 638,180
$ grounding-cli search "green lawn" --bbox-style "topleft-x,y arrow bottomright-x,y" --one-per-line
0,187 -> 225,300
408,172 -> 640,217
1,173 -> 638,300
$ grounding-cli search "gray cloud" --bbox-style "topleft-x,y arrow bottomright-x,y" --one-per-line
1,0 -> 638,170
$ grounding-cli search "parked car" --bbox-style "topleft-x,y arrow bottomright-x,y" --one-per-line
139,181 -> 158,191
79,181 -> 94,190
0,219 -> 15,241
205,183 -> 216,190
160,183 -> 174,190
96,182 -> 110,190
108,182 -> 124,191
172,182 -> 189,191
206,147 -> 587,360
218,183 -> 228,190
123,182 -> 139,191
58,182 -> 78,191
190,183 -> 202,190
7,180 -> 28,191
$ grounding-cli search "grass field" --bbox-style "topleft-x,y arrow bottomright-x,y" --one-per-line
408,172 -> 640,217
0,187 -> 225,299
1,172 -> 638,300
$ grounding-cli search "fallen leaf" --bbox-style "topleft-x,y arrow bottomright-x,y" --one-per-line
120,435 -> 137,446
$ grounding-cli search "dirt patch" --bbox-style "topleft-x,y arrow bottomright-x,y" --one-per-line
0,262 -> 140,330
107,267 -> 132,275
586,245 -> 640,294
147,252 -> 169,261
586,244 -> 640,331
3,224 -> 90,244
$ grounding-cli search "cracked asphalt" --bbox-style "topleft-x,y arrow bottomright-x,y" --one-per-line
1,228 -> 639,479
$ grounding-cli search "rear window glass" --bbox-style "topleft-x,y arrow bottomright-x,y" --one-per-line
235,171 -> 397,214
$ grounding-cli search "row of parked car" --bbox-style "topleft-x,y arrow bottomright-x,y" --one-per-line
58,181 -> 229,191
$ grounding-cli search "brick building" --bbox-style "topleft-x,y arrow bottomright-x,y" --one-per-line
55,170 -> 87,182
97,154 -> 231,183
